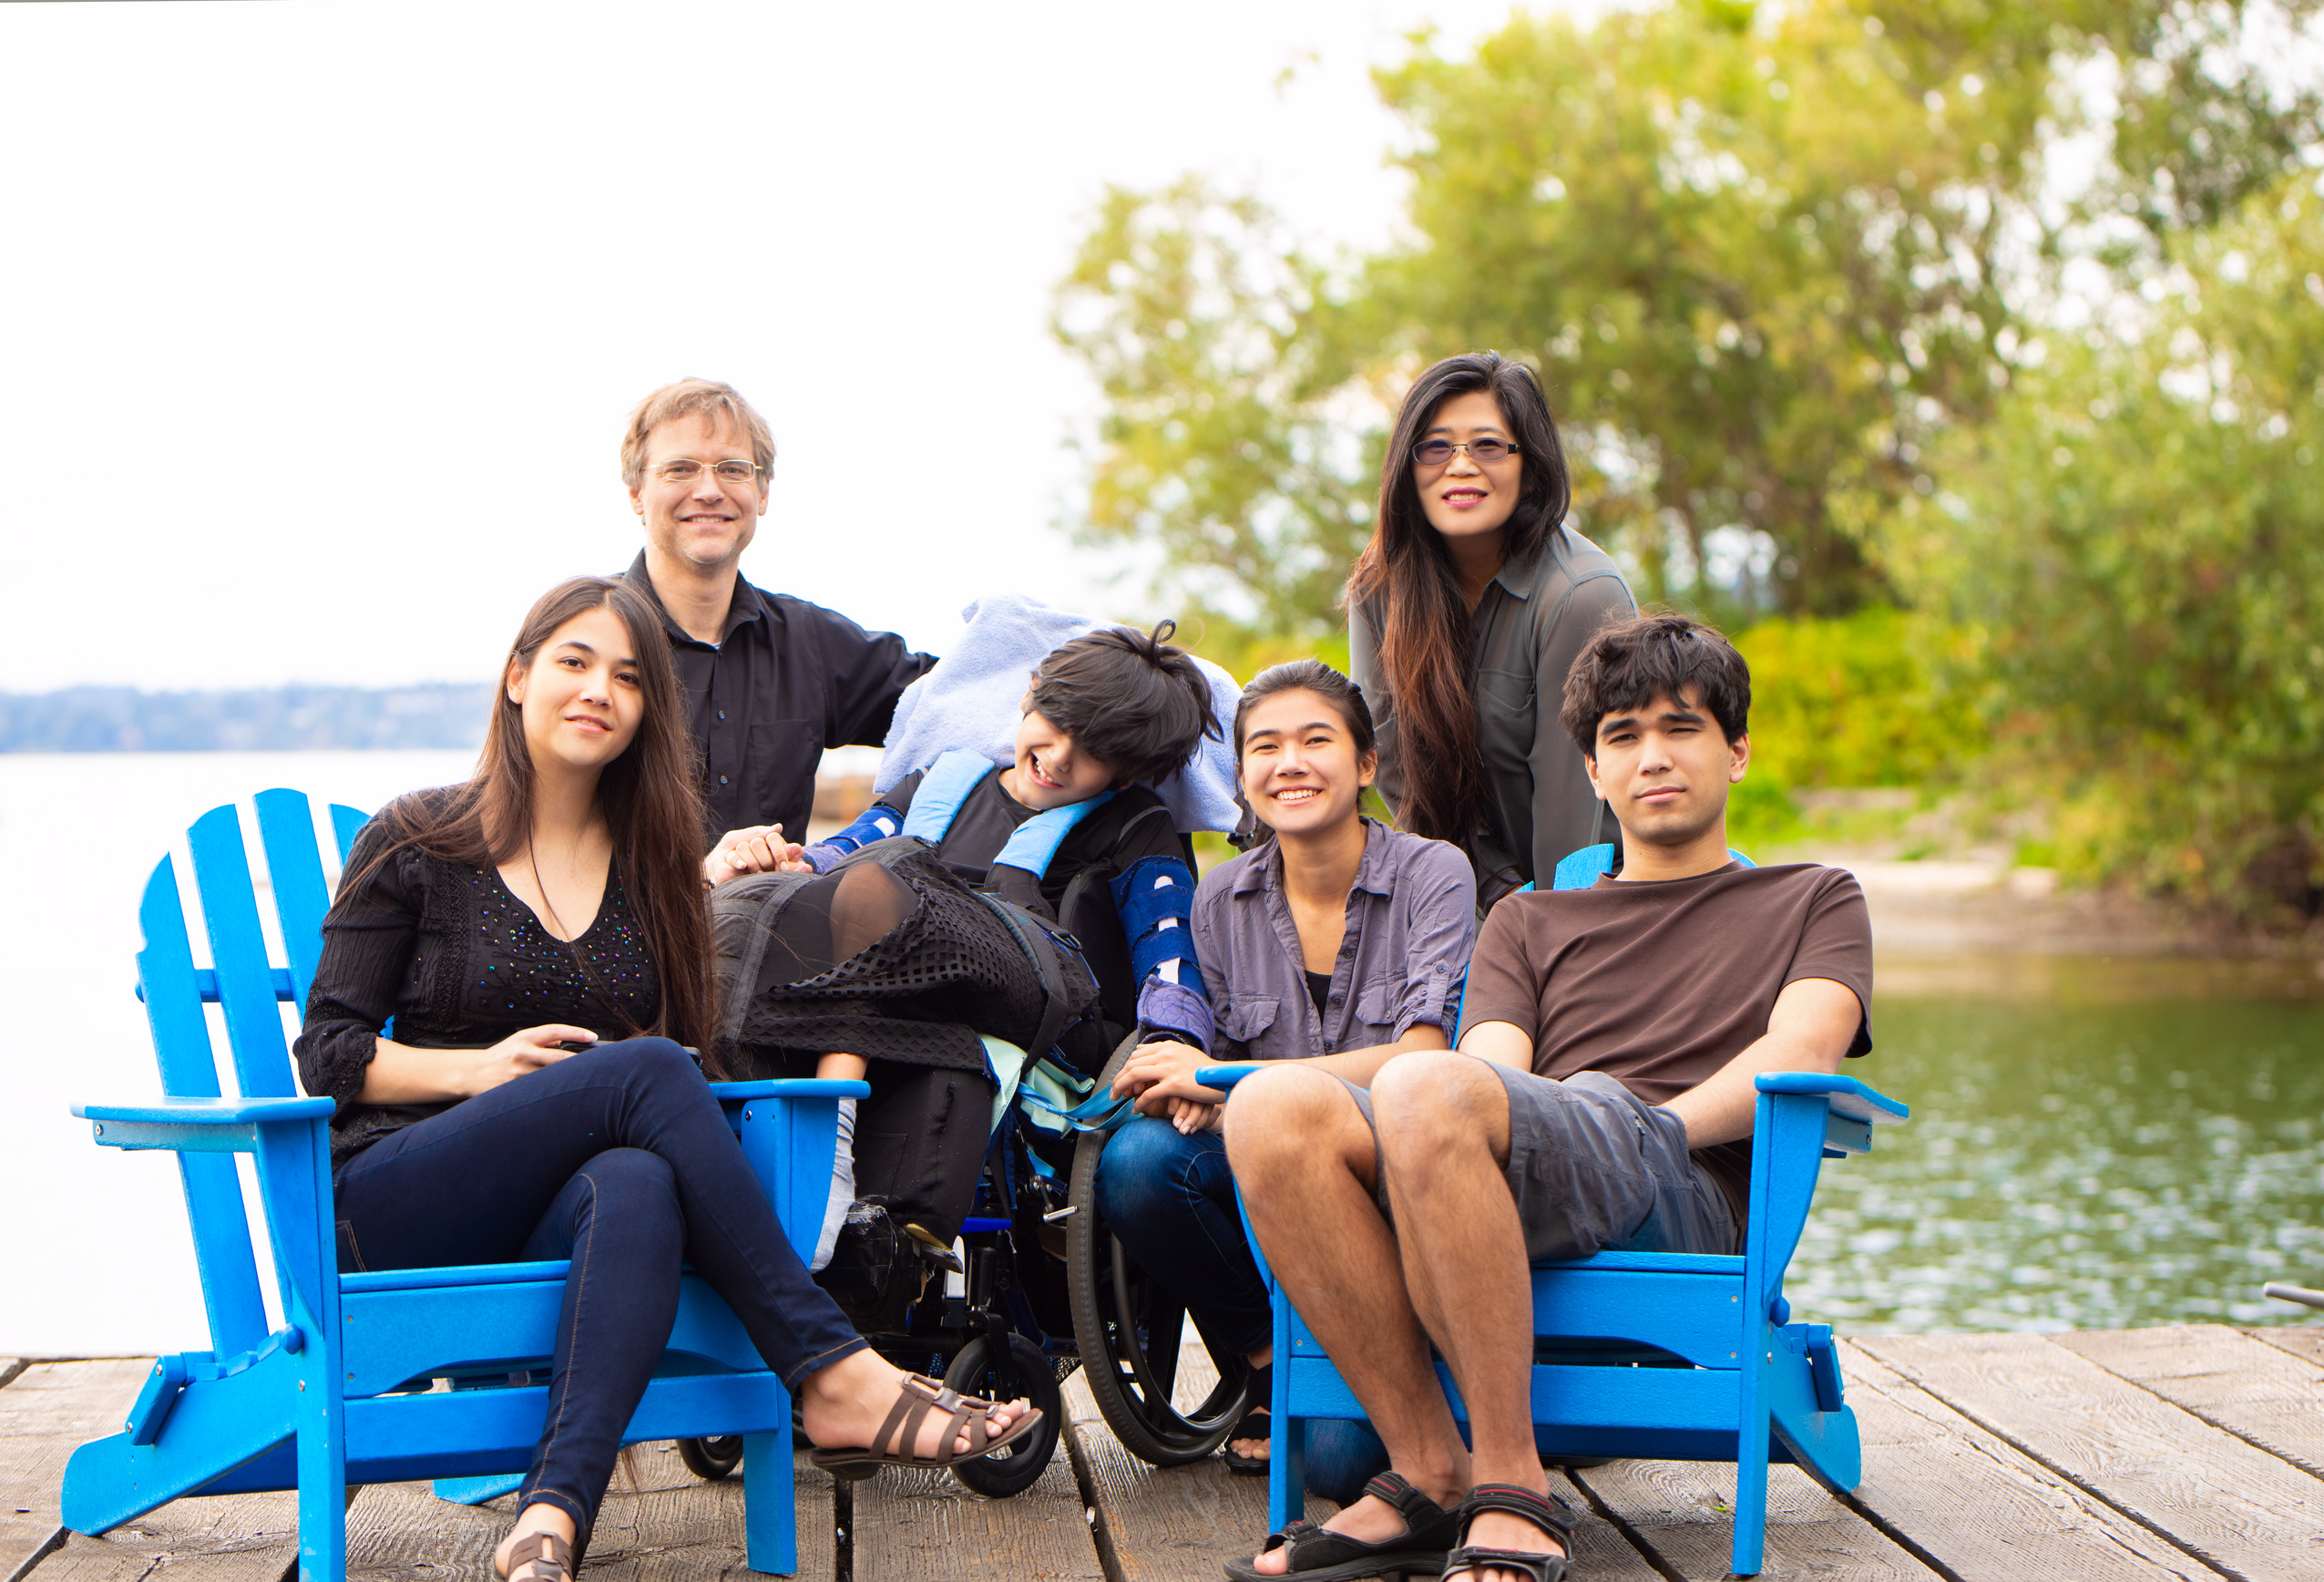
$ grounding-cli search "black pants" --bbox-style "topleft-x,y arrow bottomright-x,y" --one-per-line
852,1061 -> 996,1245
332,1039 -> 866,1539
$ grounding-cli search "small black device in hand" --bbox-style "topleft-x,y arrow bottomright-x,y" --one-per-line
552,1038 -> 702,1069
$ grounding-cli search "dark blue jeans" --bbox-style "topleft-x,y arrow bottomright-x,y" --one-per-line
332,1039 -> 865,1539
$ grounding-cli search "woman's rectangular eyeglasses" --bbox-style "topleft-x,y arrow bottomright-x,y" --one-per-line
1413,437 -> 1520,467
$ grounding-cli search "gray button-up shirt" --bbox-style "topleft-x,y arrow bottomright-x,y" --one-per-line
1191,820 -> 1477,1062
1350,527 -> 1634,907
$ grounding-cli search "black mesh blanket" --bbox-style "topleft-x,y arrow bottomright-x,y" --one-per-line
712,838 -> 1106,1077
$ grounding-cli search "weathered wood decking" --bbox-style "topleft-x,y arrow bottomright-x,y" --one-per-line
3,1325 -> 2319,1581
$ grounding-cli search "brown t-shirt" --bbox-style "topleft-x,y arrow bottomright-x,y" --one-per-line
1459,861 -> 1874,1222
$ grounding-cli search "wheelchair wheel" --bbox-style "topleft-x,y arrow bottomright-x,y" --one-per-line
944,1332 -> 1063,1497
1065,1038 -> 1253,1465
675,1435 -> 742,1480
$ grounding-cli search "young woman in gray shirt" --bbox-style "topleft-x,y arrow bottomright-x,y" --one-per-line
1093,661 -> 1474,1486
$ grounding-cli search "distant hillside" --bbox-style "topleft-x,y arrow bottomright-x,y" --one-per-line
0,684 -> 494,752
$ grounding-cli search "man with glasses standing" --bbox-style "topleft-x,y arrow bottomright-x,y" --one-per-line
618,378 -> 936,878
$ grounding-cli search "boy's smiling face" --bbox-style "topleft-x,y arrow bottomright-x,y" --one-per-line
1004,704 -> 1123,811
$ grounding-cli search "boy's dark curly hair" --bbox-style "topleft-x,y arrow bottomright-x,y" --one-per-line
1560,612 -> 1751,756
1028,620 -> 1221,786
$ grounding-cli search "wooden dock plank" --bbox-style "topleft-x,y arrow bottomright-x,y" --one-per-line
1570,1457 -> 1936,1579
2246,1325 -> 2324,1371
849,1456 -> 1101,1582
1066,1367 -> 1287,1582
1858,1332 -> 2324,1582
2054,1324 -> 2324,1479
586,1446 -> 838,1582
2,1361 -> 164,1579
1064,1337 -> 1663,1582
335,1446 -> 840,1581
1833,1339 -> 2202,1581
4,1361 -> 295,1582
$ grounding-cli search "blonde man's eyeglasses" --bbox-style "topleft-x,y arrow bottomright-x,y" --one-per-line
653,458 -> 763,486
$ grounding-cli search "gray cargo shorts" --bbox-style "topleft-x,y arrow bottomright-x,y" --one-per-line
1342,1065 -> 1738,1261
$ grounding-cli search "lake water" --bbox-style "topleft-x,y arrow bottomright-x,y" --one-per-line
2,753 -> 2319,1356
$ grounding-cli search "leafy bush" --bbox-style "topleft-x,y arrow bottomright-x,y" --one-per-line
1890,176 -> 2324,923
1731,607 -> 1975,791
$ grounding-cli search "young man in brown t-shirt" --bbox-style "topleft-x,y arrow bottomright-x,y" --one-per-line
1222,614 -> 1872,1582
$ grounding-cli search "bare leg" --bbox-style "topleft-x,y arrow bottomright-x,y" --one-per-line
1372,1053 -> 1563,1582
1224,1066 -> 1469,1574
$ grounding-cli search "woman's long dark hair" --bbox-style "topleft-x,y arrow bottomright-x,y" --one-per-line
366,576 -> 716,1057
1345,351 -> 1573,846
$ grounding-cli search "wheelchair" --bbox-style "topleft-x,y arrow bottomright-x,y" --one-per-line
674,1033 -> 1256,1496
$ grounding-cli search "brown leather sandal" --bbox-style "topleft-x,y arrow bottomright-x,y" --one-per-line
807,1371 -> 1044,1481
495,1529 -> 574,1582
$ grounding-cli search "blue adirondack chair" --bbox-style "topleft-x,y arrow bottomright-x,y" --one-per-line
62,790 -> 865,1581
1200,843 -> 1906,1577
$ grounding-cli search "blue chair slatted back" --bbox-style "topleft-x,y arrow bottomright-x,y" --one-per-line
138,790 -> 367,1359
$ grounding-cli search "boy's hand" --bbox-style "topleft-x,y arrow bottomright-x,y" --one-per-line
1114,1039 -> 1225,1112
1167,1095 -> 1224,1135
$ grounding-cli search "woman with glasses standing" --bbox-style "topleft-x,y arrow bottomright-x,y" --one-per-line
1347,352 -> 1636,911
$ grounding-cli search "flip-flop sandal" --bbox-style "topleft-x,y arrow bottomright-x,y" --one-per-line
495,1530 -> 574,1582
1221,1362 -> 1271,1476
1439,1482 -> 1577,1582
1222,1472 -> 1460,1582
1220,1405 -> 1270,1476
807,1372 -> 1044,1481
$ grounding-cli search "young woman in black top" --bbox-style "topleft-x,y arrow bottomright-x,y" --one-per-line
297,577 -> 1034,1582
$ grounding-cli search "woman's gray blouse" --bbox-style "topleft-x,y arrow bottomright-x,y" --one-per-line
1191,820 -> 1476,1062
1350,526 -> 1635,908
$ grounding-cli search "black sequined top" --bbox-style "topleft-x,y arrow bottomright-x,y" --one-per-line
295,807 -> 661,1173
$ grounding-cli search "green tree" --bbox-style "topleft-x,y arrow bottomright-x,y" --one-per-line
1057,1 -> 2319,629
1895,173 -> 2324,920
1053,180 -> 1373,642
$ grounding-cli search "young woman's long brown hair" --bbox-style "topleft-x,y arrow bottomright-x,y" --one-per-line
1344,352 -> 1573,846
364,576 -> 717,1056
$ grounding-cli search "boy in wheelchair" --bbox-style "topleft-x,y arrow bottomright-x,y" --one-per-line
712,616 -> 1232,1330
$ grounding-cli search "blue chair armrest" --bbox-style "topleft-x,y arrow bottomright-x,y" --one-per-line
1195,1064 -> 1264,1091
77,1096 -> 337,1124
708,1079 -> 871,1103
77,1095 -> 336,1152
1752,1072 -> 1908,1125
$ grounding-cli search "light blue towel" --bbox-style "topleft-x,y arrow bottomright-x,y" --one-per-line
876,593 -> 1245,835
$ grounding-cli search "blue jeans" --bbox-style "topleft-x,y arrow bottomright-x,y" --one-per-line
332,1039 -> 865,1540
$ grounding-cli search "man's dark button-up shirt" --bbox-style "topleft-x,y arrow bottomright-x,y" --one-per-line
1191,819 -> 1476,1062
624,552 -> 937,846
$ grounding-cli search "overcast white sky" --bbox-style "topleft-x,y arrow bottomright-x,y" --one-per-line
0,0 -> 1582,693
